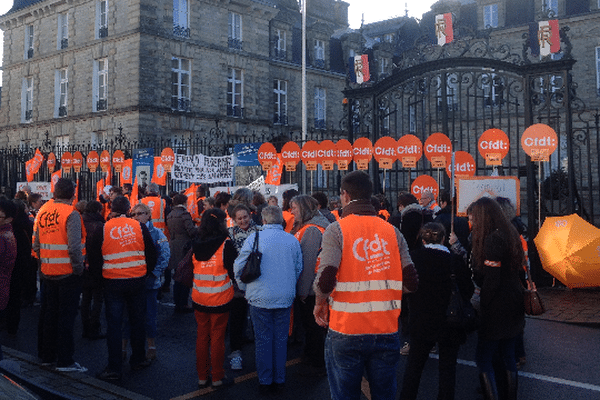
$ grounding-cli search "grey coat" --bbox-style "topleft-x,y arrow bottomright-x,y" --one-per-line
166,205 -> 197,270
296,213 -> 330,299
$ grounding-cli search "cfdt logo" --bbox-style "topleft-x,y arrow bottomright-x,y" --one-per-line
352,234 -> 390,262
110,223 -> 136,241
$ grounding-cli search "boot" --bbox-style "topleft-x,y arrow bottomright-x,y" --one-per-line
479,372 -> 498,400
147,338 -> 157,360
504,371 -> 518,400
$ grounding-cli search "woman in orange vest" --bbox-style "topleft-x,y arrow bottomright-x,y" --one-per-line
191,208 -> 237,389
281,189 -> 298,233
290,194 -> 329,372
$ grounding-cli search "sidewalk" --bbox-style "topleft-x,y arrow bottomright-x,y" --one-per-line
532,287 -> 600,325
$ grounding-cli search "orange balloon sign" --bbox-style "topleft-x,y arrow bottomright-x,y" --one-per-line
87,151 -> 99,172
47,152 -> 56,173
446,151 -> 476,178
301,141 -> 320,171
320,140 -> 337,171
336,139 -> 353,170
373,136 -> 397,169
100,150 -> 111,172
411,175 -> 439,200
72,151 -> 84,173
281,141 -> 301,172
397,134 -> 422,168
161,148 -> 175,172
258,142 -> 278,171
353,137 -> 373,170
479,128 -> 509,166
112,150 -> 125,173
424,133 -> 452,168
61,152 -> 72,173
521,123 -> 558,162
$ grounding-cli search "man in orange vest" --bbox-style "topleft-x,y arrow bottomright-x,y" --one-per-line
33,178 -> 87,372
94,196 -> 157,381
313,171 -> 419,400
418,189 -> 441,216
140,183 -> 169,236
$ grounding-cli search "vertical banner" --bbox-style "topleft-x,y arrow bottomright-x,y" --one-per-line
152,156 -> 167,186
132,148 -> 154,189
354,55 -> 370,84
435,13 -> 453,46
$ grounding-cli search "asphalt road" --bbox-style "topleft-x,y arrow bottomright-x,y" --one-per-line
2,294 -> 600,400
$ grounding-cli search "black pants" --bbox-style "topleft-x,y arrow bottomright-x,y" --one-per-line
400,335 -> 460,400
229,296 -> 248,352
298,295 -> 326,367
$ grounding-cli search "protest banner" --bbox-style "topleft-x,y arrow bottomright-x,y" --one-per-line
172,153 -> 234,184
456,176 -> 520,216
17,181 -> 52,200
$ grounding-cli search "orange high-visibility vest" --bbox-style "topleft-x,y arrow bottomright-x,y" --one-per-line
191,241 -> 233,307
141,196 -> 167,236
329,214 -> 403,335
35,201 -> 85,276
102,217 -> 147,279
282,210 -> 295,233
331,210 -> 340,221
294,224 -> 326,274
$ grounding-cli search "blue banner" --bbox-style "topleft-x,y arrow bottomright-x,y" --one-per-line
234,143 -> 261,167
133,148 -> 154,188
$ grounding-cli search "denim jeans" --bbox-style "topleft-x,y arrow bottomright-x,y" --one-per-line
325,330 -> 400,400
38,275 -> 82,367
104,277 -> 146,373
475,334 -> 518,399
249,305 -> 291,385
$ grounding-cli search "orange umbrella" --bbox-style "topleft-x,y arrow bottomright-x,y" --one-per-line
534,214 -> 600,288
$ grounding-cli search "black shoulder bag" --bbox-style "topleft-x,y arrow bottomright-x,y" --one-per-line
446,259 -> 479,333
240,231 -> 262,284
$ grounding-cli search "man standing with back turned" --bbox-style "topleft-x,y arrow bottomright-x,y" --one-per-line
313,171 -> 418,400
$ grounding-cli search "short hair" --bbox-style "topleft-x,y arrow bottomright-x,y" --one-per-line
147,183 -> 159,195
214,192 -> 232,208
204,196 -> 215,207
14,191 -> 28,201
397,192 -> 418,208
75,200 -> 87,214
439,189 -> 452,205
290,195 -> 319,225
232,188 -> 254,206
172,193 -> 188,206
231,204 -> 251,218
282,189 -> 299,211
110,196 -> 130,215
0,197 -> 17,219
419,222 -> 446,245
311,192 -> 328,209
110,186 -> 123,196
262,205 -> 284,225
85,200 -> 103,215
341,171 -> 372,201
131,203 -> 152,215
28,193 -> 42,206
252,191 -> 266,207
54,178 -> 76,200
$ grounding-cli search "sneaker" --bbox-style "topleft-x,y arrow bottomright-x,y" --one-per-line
198,379 -> 209,388
56,362 -> 87,373
400,342 -> 410,356
230,356 -> 242,370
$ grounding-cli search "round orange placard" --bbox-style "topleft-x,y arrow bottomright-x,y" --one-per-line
161,148 -> 175,172
112,150 -> 125,173
424,133 -> 452,168
281,142 -> 301,164
397,135 -> 422,159
72,151 -> 84,173
373,136 -> 397,169
301,141 -> 320,171
258,142 -> 278,170
353,137 -> 373,170
61,152 -> 72,172
47,152 -> 57,173
87,151 -> 99,172
411,175 -> 439,200
319,140 -> 337,171
336,139 -> 353,170
479,128 -> 509,165
521,123 -> 558,161
100,150 -> 111,172
446,151 -> 476,178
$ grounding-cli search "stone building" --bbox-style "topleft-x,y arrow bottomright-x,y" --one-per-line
0,0 -> 353,149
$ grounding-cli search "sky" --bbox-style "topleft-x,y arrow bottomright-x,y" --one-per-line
0,0 -> 438,84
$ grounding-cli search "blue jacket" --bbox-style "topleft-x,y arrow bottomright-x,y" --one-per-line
146,221 -> 170,290
234,224 -> 302,309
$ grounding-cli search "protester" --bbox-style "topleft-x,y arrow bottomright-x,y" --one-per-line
80,200 -> 105,340
23,192 -> 41,307
33,178 -> 87,372
468,197 -> 525,400
281,189 -> 298,232
434,189 -> 470,250
290,194 -> 329,373
214,192 -> 233,227
419,189 -> 441,216
95,196 -> 157,381
0,198 -> 17,359
267,195 -> 278,206
234,205 -> 302,394
227,203 -> 259,371
252,191 -> 267,222
399,223 -> 473,400
166,194 -> 197,312
140,183 -> 169,237
311,192 -> 336,223
130,202 -> 170,361
191,208 -> 237,388
313,171 -> 418,400
231,188 -> 260,225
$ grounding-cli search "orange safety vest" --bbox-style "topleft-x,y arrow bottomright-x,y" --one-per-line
35,201 -> 85,276
331,210 -> 341,221
191,241 -> 234,307
102,217 -> 147,279
294,224 -> 326,274
378,209 -> 390,221
329,214 -> 403,335
141,196 -> 168,236
282,210 -> 295,233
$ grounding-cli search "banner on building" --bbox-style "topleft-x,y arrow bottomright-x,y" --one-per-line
353,55 -> 370,84
435,13 -> 453,46
172,153 -> 234,183
234,143 -> 261,167
530,20 -> 560,57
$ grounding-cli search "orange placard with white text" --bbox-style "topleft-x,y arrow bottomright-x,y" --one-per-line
336,139 -> 353,170
61,152 -> 73,173
320,140 -> 337,171
301,141 -> 320,171
424,133 -> 452,168
258,142 -> 278,171
72,151 -> 84,173
161,148 -> 175,172
281,141 -> 301,172
446,151 -> 476,179
521,124 -> 558,162
479,128 -> 509,166
411,175 -> 439,200
373,136 -> 397,169
353,137 -> 373,170
100,150 -> 111,172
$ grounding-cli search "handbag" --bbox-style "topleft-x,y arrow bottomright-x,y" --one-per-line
446,262 -> 479,332
173,246 -> 194,289
523,278 -> 545,316
240,231 -> 262,284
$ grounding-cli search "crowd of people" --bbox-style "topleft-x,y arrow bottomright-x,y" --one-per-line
0,174 -> 530,400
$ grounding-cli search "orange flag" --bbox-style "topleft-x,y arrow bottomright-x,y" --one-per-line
121,159 -> 132,184
130,175 -> 139,207
184,184 -> 198,218
73,178 -> 79,204
26,159 -> 35,182
96,176 -> 105,201
265,154 -> 283,185
152,157 -> 167,186
51,169 -> 62,193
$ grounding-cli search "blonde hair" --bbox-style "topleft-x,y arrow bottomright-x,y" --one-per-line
131,203 -> 151,216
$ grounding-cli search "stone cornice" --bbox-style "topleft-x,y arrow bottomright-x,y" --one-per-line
0,0 -> 87,30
